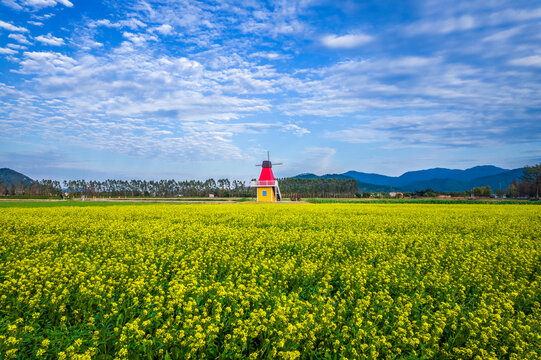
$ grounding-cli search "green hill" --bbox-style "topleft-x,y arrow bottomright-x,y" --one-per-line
0,168 -> 34,186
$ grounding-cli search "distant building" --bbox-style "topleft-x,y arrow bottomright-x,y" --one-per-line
437,195 -> 451,199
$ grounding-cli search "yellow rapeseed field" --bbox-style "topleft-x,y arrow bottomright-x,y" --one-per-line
0,203 -> 540,359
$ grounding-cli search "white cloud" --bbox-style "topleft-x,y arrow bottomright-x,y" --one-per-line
91,18 -> 146,30
91,19 -> 119,28
17,51 -> 77,74
0,47 -> 18,55
152,24 -> 174,35
406,15 -> 476,35
57,0 -> 71,6
122,32 -> 157,45
8,33 -> 31,44
510,55 -> 541,67
405,6 -> 541,37
119,18 -> 147,30
323,112 -> 519,148
482,26 -> 522,42
2,0 -> 72,10
0,82 -> 23,97
387,56 -> 440,68
77,38 -> 103,50
28,21 -> 44,26
489,7 -> 541,23
280,50 -> 541,150
1,0 -> 540,164
140,0 -> 308,38
282,124 -> 310,136
35,33 -> 65,46
2,45 -> 295,160
250,51 -> 291,60
7,43 -> 27,50
325,125 -> 381,144
32,13 -> 55,20
0,20 -> 29,32
181,121 -> 308,137
321,33 -> 373,49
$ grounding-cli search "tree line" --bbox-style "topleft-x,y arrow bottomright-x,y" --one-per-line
497,164 -> 541,199
1,164 -> 539,199
0,177 -> 359,198
278,178 -> 358,198
0,180 -> 61,197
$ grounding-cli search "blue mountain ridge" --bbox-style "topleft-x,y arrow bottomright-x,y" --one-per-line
294,166 -> 525,192
0,168 -> 34,186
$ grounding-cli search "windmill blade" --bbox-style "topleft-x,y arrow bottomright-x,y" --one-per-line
273,162 -> 283,165
255,164 -> 262,167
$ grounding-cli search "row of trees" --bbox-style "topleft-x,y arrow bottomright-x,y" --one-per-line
0,178 -> 359,198
496,164 -> 541,199
0,179 -> 253,197
505,180 -> 536,199
0,180 -> 61,197
1,164 -> 539,199
278,178 -> 358,198
65,179 -> 254,198
472,186 -> 493,197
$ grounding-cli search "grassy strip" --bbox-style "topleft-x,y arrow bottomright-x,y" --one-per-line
0,201 -> 162,208
0,198 -> 255,208
305,198 -> 540,204
88,197 -> 254,202
0,195 -> 62,199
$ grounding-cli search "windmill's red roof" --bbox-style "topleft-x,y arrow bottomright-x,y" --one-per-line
258,167 -> 275,181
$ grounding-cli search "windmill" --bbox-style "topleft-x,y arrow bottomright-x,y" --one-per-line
251,151 -> 282,202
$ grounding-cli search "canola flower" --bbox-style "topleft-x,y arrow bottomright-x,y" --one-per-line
0,203 -> 539,359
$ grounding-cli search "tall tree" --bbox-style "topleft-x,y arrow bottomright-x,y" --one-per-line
521,164 -> 541,199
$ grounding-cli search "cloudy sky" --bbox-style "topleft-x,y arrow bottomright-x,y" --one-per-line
1,0 -> 540,181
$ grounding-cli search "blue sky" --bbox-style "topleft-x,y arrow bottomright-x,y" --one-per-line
0,0 -> 540,181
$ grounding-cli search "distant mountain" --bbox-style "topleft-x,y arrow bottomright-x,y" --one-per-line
400,178 -> 471,192
294,173 -> 320,179
295,173 -> 357,180
342,171 -> 396,186
400,168 -> 524,192
396,165 -> 508,185
334,166 -> 509,187
294,166 -> 524,193
0,168 -> 34,186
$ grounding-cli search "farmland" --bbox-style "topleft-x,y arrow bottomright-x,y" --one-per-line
0,203 -> 540,359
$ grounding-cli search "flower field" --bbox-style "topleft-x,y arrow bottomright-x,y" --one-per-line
0,203 -> 540,359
